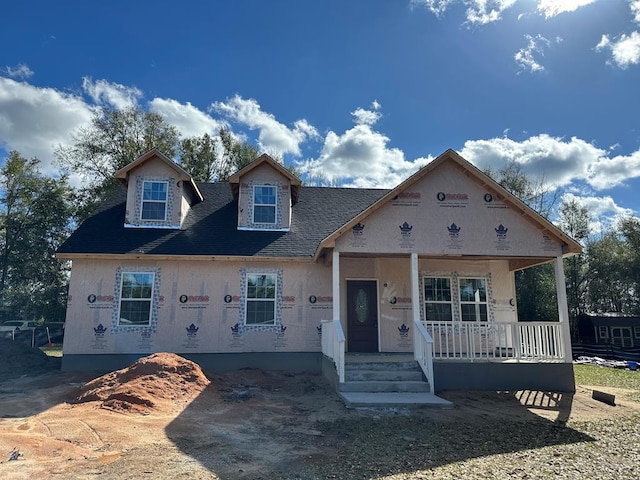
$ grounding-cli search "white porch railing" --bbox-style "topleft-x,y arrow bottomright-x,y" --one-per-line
424,321 -> 565,362
321,319 -> 346,383
413,318 -> 435,393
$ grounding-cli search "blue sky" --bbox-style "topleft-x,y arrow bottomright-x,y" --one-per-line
1,0 -> 639,233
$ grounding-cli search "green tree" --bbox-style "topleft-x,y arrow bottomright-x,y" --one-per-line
585,230 -> 634,313
218,127 -> 260,178
619,216 -> 640,313
558,198 -> 590,337
485,161 -> 559,321
55,106 -> 180,215
178,128 -> 261,182
486,161 -> 559,219
0,152 -> 74,322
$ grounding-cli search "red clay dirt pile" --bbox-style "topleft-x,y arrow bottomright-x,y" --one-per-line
72,352 -> 211,414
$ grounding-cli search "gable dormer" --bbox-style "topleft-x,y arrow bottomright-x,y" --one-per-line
229,154 -> 301,231
115,149 -> 203,229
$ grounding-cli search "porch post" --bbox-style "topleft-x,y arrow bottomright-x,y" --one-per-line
554,255 -> 573,363
411,253 -> 420,323
333,250 -> 340,322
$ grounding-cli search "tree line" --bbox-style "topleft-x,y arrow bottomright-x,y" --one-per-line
488,162 -> 640,339
1,106 -> 261,322
2,106 -> 639,336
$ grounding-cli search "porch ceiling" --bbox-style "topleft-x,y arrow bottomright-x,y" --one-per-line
327,251 -> 556,271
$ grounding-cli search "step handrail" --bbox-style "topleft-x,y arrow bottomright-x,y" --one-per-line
413,318 -> 435,394
321,319 -> 346,383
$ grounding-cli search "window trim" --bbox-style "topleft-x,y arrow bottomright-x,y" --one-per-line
458,277 -> 489,322
238,268 -> 283,333
141,180 -> 169,221
635,326 -> 640,339
423,276 -> 453,322
420,272 -> 493,323
252,185 -> 277,225
244,273 -> 277,326
117,271 -> 155,326
598,326 -> 608,339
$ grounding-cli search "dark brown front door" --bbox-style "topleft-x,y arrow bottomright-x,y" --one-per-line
347,280 -> 379,352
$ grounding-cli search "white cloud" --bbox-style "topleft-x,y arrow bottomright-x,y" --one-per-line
596,31 -> 640,68
561,192 -> 635,234
630,0 -> 640,23
299,118 -> 432,188
587,149 -> 640,190
149,98 -> 227,138
0,77 -> 94,175
464,0 -> 517,25
352,107 -> 382,127
211,95 -> 318,157
81,77 -> 142,110
460,134 -> 605,188
412,0 -> 517,25
514,34 -> 557,73
411,0 -> 454,16
537,0 -> 598,18
3,64 -> 34,80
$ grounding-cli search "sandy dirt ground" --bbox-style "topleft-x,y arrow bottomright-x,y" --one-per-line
1,344 -> 639,479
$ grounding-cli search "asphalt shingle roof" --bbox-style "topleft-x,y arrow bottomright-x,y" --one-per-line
57,183 -> 389,258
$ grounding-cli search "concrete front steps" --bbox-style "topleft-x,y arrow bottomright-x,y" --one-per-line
338,354 -> 452,408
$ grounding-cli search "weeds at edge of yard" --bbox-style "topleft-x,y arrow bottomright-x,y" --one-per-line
39,344 -> 63,357
574,364 -> 640,402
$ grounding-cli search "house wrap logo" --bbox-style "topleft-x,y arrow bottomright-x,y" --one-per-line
352,222 -> 365,235
495,224 -> 508,239
93,324 -> 107,337
448,223 -> 461,238
179,295 -> 209,303
437,192 -> 468,201
399,222 -> 413,236
186,323 -> 199,337
398,323 -> 410,337
87,294 -> 114,303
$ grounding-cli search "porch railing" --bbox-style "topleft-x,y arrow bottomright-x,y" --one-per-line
321,319 -> 346,383
413,318 -> 435,394
423,321 -> 565,362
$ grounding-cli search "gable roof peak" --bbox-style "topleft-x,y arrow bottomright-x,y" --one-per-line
228,153 -> 301,186
114,148 -> 203,202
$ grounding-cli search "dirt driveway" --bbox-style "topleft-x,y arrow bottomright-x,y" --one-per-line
1,347 -> 639,479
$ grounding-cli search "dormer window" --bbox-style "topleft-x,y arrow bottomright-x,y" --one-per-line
253,185 -> 277,224
142,181 -> 168,221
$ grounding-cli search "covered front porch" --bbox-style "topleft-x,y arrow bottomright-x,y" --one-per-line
321,251 -> 575,399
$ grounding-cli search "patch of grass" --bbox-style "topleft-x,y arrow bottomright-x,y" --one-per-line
574,364 -> 640,391
39,344 -> 63,357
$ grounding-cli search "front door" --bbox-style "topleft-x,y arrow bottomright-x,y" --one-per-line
347,280 -> 379,352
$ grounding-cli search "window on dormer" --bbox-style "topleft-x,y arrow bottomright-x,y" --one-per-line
253,185 -> 276,224
142,181 -> 168,221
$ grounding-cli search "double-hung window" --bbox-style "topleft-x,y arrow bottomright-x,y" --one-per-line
423,277 -> 453,321
599,326 -> 609,339
118,272 -> 154,325
423,275 -> 490,322
246,273 -> 277,325
253,185 -> 276,224
142,181 -> 168,221
459,278 -> 488,322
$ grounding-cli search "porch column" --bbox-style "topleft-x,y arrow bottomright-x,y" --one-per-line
333,250 -> 340,321
410,253 -> 420,323
554,255 -> 573,363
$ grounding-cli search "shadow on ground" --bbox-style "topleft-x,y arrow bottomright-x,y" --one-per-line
165,370 -> 594,479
